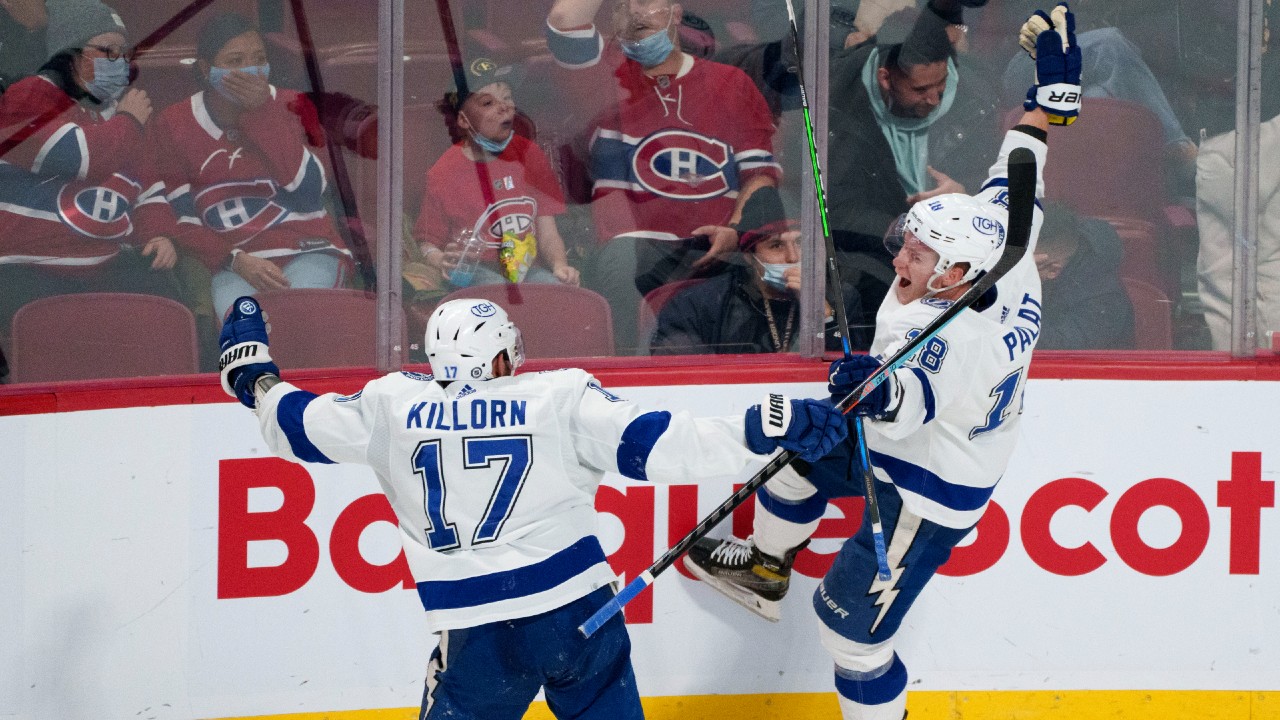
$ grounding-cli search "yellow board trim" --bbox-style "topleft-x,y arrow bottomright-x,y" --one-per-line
219,691 -> 1280,720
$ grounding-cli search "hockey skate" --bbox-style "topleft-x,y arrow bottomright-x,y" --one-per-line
683,536 -> 806,622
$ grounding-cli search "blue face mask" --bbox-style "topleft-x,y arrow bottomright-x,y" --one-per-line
758,261 -> 799,292
621,24 -> 675,68
469,128 -> 513,154
208,64 -> 271,103
85,57 -> 130,102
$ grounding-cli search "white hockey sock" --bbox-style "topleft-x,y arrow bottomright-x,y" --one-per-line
753,467 -> 824,559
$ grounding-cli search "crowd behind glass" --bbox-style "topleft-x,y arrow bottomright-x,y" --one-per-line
0,0 -> 1272,384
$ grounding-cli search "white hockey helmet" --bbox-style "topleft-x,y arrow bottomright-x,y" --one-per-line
425,299 -> 524,381
891,193 -> 1007,294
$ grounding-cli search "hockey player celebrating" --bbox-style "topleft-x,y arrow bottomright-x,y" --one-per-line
683,4 -> 1079,719
218,295 -> 847,719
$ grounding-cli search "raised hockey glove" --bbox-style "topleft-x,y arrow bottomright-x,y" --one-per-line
828,354 -> 899,419
1019,2 -> 1081,126
218,296 -> 279,409
745,394 -> 848,462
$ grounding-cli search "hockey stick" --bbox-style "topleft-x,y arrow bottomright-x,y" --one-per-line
579,147 -> 1038,638
782,0 -> 892,582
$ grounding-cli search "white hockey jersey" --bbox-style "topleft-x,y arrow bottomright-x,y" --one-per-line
865,127 -> 1047,529
255,368 -> 764,631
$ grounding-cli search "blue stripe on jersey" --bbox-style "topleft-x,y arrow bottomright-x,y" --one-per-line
40,125 -> 86,176
277,390 -> 335,464
616,411 -> 672,481
906,367 -> 936,425
869,450 -> 992,512
758,485 -> 827,524
979,177 -> 1044,209
544,26 -> 602,67
416,535 -> 608,611
590,134 -> 637,187
833,653 -> 907,705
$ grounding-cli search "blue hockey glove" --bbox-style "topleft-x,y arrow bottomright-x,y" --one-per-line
745,394 -> 848,462
218,296 -> 279,409
828,354 -> 898,419
1019,2 -> 1081,126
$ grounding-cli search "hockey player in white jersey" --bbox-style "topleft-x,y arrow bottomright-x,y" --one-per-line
217,295 -> 847,720
683,4 -> 1078,718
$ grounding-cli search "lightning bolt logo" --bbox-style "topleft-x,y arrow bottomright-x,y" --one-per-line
865,512 -> 923,635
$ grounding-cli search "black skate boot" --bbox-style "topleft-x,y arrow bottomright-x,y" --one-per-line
683,536 -> 807,622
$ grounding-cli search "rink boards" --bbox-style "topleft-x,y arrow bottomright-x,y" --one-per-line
0,370 -> 1277,719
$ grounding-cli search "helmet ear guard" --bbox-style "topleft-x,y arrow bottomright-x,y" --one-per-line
900,194 -> 1006,294
425,299 -> 525,382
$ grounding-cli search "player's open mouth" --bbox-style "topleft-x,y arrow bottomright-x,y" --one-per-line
898,276 -> 912,289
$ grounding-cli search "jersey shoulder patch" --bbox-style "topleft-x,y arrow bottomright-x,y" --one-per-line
920,297 -> 954,310
400,370 -> 435,381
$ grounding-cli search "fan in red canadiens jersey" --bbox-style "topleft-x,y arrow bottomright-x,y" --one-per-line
0,0 -> 185,340
146,12 -> 351,321
545,0 -> 783,353
414,49 -> 581,290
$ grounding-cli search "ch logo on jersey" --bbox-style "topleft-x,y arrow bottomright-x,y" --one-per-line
196,179 -> 289,238
477,197 -> 536,240
631,129 -> 732,200
56,179 -> 134,239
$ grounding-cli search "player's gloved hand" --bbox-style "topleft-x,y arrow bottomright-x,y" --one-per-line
828,354 -> 898,419
1019,2 -> 1081,126
218,296 -> 279,409
745,394 -> 848,462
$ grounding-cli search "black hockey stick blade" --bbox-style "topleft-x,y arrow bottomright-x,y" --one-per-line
579,148 -> 1038,638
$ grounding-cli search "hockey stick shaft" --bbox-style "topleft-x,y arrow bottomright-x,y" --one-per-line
579,148 -> 1038,639
783,0 -> 891,580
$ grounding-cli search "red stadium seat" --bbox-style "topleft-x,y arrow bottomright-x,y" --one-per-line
1098,216 -> 1180,307
637,278 -> 707,344
1121,277 -> 1173,350
1003,98 -> 1167,224
1003,98 -> 1179,295
252,288 -> 406,368
9,293 -> 199,383
439,284 -> 613,358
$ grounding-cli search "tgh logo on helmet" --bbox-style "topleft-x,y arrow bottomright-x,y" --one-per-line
972,216 -> 1005,242
471,302 -> 497,318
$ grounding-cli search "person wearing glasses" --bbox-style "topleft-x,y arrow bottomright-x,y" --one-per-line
0,0 -> 181,352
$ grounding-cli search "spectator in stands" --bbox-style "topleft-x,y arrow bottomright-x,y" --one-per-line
546,0 -> 782,353
1001,22 -> 1197,189
415,51 -> 580,289
147,12 -> 350,321
0,0 -> 47,91
649,186 -> 865,354
1192,2 -> 1280,350
0,0 -> 181,339
825,0 -> 985,325
1035,202 -> 1135,350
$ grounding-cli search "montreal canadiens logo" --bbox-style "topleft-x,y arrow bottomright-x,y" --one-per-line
631,130 -> 732,200
478,197 -> 536,240
57,179 -> 133,239
196,180 -> 287,234
972,216 -> 1006,244
470,302 -> 497,318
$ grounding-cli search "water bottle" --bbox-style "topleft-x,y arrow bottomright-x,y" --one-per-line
449,229 -> 485,287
